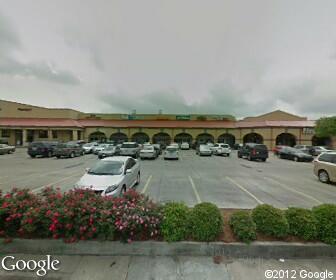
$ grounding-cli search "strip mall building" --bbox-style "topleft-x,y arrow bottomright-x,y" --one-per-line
0,99 -> 328,149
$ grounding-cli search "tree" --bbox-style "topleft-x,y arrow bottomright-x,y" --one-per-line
315,117 -> 336,148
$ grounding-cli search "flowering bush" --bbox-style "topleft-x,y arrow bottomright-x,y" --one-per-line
0,187 -> 162,243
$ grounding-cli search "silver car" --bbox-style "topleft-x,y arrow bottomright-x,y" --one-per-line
98,145 -> 120,159
75,156 -> 140,197
83,142 -> 98,154
119,142 -> 141,158
197,144 -> 212,156
93,144 -> 110,155
164,145 -> 179,160
140,145 -> 158,159
0,144 -> 15,155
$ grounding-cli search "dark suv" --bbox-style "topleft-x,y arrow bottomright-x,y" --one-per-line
28,141 -> 58,158
54,142 -> 84,158
238,143 -> 269,161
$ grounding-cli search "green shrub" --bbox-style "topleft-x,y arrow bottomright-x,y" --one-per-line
189,202 -> 223,241
312,204 -> 336,245
285,208 -> 318,241
252,204 -> 289,238
161,202 -> 190,242
230,211 -> 256,243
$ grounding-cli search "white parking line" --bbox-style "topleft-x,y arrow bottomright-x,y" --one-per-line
226,176 -> 264,205
263,177 -> 322,204
188,176 -> 202,204
32,171 -> 84,193
141,175 -> 152,194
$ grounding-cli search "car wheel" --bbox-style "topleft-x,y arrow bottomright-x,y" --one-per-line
56,156 -> 61,159
47,151 -> 52,158
261,158 -> 266,162
318,170 -> 330,183
30,155 -> 36,158
120,185 -> 127,197
238,153 -> 242,158
248,155 -> 252,161
70,152 -> 75,158
135,172 -> 140,185
294,156 -> 299,162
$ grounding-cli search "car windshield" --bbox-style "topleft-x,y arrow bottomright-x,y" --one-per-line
222,144 -> 230,148
167,147 -> 177,152
104,146 -> 115,151
83,143 -> 93,147
200,145 -> 210,150
121,143 -> 137,148
88,161 -> 123,175
57,143 -> 67,148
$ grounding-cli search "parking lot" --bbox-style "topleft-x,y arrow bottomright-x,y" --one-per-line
0,148 -> 335,209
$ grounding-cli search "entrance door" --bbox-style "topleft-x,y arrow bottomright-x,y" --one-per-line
15,130 -> 23,146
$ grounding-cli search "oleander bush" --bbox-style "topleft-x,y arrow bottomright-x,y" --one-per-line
230,211 -> 257,243
252,204 -> 289,238
161,202 -> 190,242
285,208 -> 318,241
312,204 -> 336,245
189,202 -> 223,241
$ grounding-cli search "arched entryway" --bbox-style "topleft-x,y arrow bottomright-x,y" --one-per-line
312,135 -> 331,147
196,133 -> 214,144
131,132 -> 150,144
110,132 -> 128,144
243,133 -> 263,144
152,133 -> 171,146
218,133 -> 235,147
276,133 -> 296,147
89,132 -> 107,143
174,133 -> 193,144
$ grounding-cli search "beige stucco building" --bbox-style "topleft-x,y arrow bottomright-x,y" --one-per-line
0,99 -> 327,149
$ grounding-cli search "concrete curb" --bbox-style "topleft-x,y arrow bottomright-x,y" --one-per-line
0,239 -> 335,258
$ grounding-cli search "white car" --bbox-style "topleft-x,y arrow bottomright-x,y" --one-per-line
93,144 -> 109,154
83,142 -> 98,154
75,156 -> 140,197
170,143 -> 180,149
197,144 -> 212,156
213,143 -> 231,156
140,145 -> 158,159
180,142 -> 190,150
164,146 -> 179,160
119,142 -> 141,158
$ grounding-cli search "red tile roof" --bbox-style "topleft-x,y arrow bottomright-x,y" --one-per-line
0,118 -> 83,128
0,118 -> 315,129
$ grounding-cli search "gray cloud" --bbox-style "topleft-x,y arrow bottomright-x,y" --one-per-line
0,12 -> 80,85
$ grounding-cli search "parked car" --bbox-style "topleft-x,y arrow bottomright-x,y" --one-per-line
83,142 -> 99,154
75,156 -> 140,196
272,145 -> 287,156
0,144 -> 15,155
294,145 -> 312,154
277,146 -> 313,162
180,142 -> 190,150
314,152 -> 336,184
153,144 -> 162,155
119,142 -> 141,158
140,145 -> 158,159
164,145 -> 179,160
233,143 -> 243,150
170,143 -> 180,149
27,141 -> 58,158
238,143 -> 268,161
309,146 -> 333,156
98,145 -> 120,159
213,143 -> 231,156
93,144 -> 110,155
54,142 -> 84,158
196,144 -> 212,156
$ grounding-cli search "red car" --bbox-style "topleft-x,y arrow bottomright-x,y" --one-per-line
272,145 -> 287,156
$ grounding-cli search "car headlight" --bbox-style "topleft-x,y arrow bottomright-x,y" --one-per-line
105,185 -> 118,194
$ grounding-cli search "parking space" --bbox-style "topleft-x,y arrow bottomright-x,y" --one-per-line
0,148 -> 335,208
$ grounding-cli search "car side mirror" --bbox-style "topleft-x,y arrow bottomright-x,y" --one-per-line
125,169 -> 132,174
85,168 -> 90,173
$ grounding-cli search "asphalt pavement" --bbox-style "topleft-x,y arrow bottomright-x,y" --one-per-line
1,148 -> 336,209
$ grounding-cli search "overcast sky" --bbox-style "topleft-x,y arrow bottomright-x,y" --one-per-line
0,0 -> 335,119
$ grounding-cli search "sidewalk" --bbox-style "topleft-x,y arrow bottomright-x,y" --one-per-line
0,254 -> 334,280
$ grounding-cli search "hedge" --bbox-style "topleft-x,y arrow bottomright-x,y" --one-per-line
313,204 -> 336,245
230,211 -> 256,243
252,204 -> 289,238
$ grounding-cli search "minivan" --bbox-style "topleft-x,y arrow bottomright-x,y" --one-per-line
27,141 -> 58,158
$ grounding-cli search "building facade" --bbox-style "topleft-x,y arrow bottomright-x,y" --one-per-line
0,99 -> 327,149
